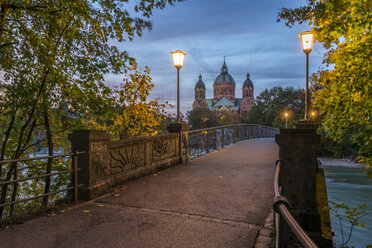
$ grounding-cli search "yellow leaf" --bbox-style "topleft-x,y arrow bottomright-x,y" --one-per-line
83,210 -> 90,213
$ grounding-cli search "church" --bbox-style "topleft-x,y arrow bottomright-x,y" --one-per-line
192,60 -> 255,116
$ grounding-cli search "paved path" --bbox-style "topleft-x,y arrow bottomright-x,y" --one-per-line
0,138 -> 278,248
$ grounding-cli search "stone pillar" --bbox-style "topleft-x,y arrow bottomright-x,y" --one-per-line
275,125 -> 321,231
167,123 -> 189,164
68,130 -> 111,200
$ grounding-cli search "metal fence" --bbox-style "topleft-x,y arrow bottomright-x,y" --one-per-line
0,151 -> 85,218
273,160 -> 318,248
188,124 -> 279,159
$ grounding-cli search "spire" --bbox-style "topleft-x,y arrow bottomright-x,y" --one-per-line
221,57 -> 228,73
199,73 -> 202,80
246,72 -> 250,79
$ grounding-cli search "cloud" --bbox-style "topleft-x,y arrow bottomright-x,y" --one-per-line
106,0 -> 324,115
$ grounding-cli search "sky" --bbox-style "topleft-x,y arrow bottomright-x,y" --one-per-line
106,0 -> 326,116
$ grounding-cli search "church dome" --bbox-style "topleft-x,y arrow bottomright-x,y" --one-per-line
195,74 -> 205,89
242,73 -> 253,88
214,61 -> 235,86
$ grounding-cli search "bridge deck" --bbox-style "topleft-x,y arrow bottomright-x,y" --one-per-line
0,138 -> 278,248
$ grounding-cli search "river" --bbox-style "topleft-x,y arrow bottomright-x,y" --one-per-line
321,158 -> 372,248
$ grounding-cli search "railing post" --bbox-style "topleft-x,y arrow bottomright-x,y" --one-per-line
214,129 -> 218,150
232,128 -> 236,143
221,128 -> 225,148
74,153 -> 78,202
276,211 -> 288,248
206,131 -> 210,153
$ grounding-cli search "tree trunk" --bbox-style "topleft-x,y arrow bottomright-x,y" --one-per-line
42,110 -> 53,208
0,112 -> 16,177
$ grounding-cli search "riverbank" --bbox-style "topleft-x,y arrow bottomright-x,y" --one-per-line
318,157 -> 364,168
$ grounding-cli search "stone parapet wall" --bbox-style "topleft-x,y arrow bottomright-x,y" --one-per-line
69,130 -> 187,200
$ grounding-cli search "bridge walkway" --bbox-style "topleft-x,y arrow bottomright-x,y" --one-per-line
0,138 -> 278,248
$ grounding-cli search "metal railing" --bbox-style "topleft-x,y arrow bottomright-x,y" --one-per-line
188,124 -> 279,159
273,160 -> 318,248
0,151 -> 85,213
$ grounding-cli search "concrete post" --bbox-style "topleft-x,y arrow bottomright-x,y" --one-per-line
167,123 -> 189,164
68,130 -> 111,200
275,126 -> 321,232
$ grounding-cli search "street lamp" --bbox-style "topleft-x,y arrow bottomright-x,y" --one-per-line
299,31 -> 315,120
170,50 -> 186,123
284,112 -> 289,128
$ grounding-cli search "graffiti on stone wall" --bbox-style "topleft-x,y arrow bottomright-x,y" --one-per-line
90,142 -> 110,180
109,145 -> 144,175
152,138 -> 171,162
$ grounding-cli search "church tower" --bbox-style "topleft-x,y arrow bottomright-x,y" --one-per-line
192,74 -> 208,110
213,59 -> 236,104
239,73 -> 255,116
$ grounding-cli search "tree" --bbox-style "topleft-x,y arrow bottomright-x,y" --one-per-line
187,108 -> 214,130
85,65 -> 171,139
187,108 -> 241,130
0,0 -> 183,219
248,86 -> 305,128
278,0 -> 372,167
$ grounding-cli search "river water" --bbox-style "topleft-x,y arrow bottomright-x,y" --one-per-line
322,161 -> 372,248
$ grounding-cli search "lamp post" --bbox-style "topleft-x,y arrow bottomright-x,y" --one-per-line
299,31 -> 314,120
170,50 -> 186,123
284,112 -> 288,128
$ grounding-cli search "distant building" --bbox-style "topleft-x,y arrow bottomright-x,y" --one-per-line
192,60 -> 255,116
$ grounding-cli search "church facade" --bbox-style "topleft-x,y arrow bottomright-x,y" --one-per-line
192,61 -> 255,116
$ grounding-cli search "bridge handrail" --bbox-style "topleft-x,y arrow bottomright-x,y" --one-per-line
188,124 -> 279,159
0,151 -> 86,210
188,123 -> 279,135
273,160 -> 318,248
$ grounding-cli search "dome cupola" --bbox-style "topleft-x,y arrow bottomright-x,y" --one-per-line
242,73 -> 253,88
213,58 -> 236,103
213,60 -> 235,86
195,74 -> 205,89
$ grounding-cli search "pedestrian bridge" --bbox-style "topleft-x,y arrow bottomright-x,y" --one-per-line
0,138 -> 278,248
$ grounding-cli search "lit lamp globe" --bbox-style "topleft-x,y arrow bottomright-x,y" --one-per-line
170,50 -> 186,69
299,31 -> 314,54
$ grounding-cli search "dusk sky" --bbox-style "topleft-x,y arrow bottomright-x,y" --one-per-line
106,0 -> 327,116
